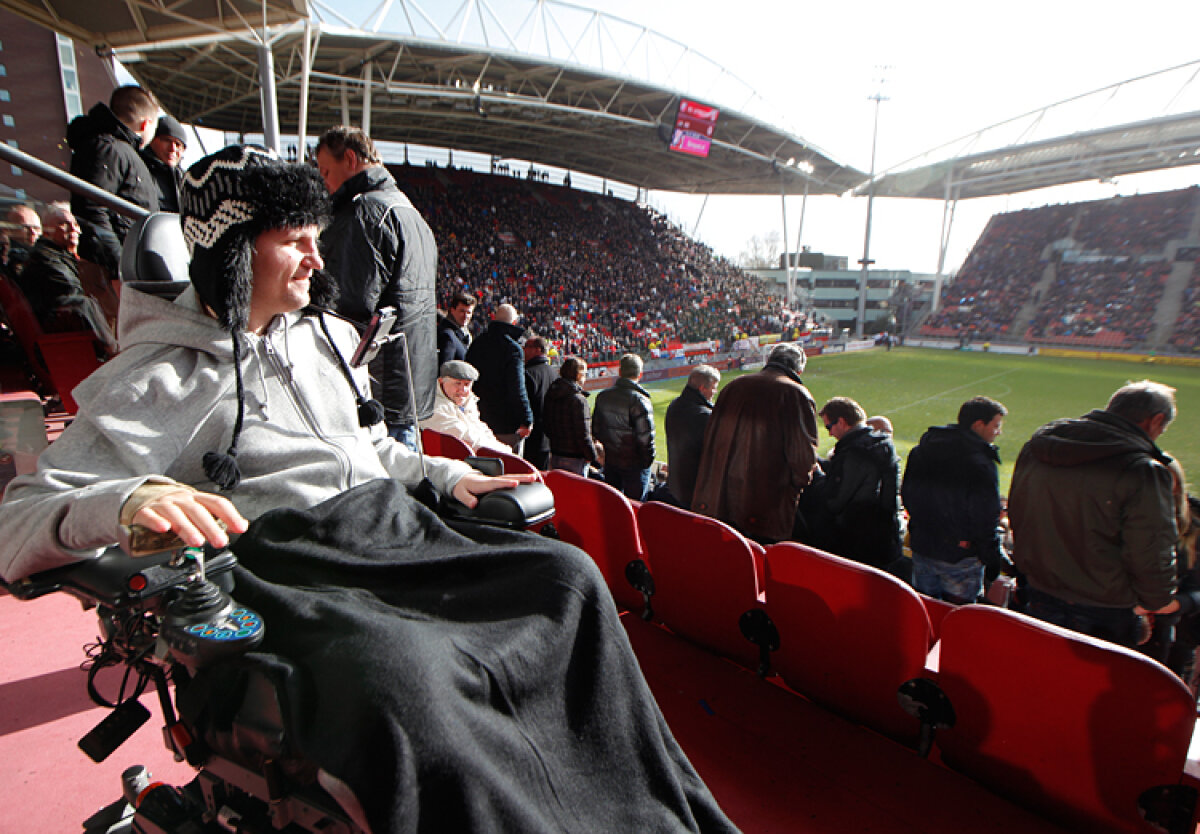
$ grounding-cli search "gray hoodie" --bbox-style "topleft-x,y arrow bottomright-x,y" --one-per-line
0,286 -> 473,580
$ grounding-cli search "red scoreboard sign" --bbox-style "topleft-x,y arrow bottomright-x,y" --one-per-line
669,98 -> 719,158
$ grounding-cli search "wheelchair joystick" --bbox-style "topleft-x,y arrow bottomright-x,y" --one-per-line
160,553 -> 264,669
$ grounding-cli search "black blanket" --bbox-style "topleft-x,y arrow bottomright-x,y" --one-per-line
184,480 -> 735,833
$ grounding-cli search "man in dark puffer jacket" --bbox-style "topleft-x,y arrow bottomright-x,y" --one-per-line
592,353 -> 655,501
67,85 -> 158,273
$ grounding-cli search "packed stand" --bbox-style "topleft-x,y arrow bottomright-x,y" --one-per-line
921,204 -> 1076,340
394,166 -> 783,361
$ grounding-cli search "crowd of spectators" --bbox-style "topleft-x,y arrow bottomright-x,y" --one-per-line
1168,261 -> 1200,352
922,187 -> 1200,349
921,204 -> 1075,340
394,166 -> 784,361
1027,260 -> 1168,345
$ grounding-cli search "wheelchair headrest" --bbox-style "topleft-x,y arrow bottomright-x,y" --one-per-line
119,212 -> 191,300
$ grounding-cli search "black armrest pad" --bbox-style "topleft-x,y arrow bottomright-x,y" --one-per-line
442,482 -> 555,530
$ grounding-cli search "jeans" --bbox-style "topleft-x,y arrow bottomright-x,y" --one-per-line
549,455 -> 589,477
912,553 -> 984,604
604,466 -> 651,503
388,422 -> 418,453
1024,587 -> 1141,648
492,433 -> 525,456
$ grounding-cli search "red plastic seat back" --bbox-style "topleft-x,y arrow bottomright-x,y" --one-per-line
937,605 -> 1196,832
636,501 -> 762,669
543,469 -> 644,612
0,275 -> 101,413
421,428 -> 471,460
477,446 -> 539,476
764,542 -> 933,744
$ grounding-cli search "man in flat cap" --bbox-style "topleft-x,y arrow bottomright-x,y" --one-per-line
421,360 -> 505,454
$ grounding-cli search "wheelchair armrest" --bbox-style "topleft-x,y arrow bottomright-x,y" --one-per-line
4,546 -> 237,606
442,482 -> 555,530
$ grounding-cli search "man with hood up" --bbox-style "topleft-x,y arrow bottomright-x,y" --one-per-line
815,396 -> 904,575
1009,380 -> 1181,647
902,396 -> 1009,604
67,85 -> 158,272
0,145 -> 736,834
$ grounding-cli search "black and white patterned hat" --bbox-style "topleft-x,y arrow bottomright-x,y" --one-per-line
178,145 -> 352,490
180,144 -> 334,331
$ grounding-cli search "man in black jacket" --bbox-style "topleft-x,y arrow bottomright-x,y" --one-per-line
466,303 -> 532,453
902,396 -> 1008,604
15,202 -> 117,353
523,336 -> 557,470
317,126 -> 438,449
140,116 -> 187,213
437,290 -> 476,364
68,85 -> 158,273
664,364 -> 719,507
593,354 -> 655,501
815,397 -> 904,576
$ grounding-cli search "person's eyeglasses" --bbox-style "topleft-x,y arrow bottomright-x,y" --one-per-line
824,423 -> 834,432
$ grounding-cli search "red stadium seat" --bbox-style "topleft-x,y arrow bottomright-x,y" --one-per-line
543,469 -> 645,613
636,501 -> 763,670
935,605 -> 1198,833
763,542 -> 934,745
476,446 -> 540,477
0,274 -> 104,414
420,428 -> 472,460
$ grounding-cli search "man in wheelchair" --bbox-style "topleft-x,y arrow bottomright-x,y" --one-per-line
0,146 -> 734,833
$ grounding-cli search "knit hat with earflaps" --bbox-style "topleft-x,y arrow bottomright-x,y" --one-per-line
180,144 -> 380,491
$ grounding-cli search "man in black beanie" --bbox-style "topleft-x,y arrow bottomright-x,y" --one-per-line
141,115 -> 188,213
0,146 -> 735,834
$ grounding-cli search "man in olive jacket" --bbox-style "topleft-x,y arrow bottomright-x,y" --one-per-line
317,126 -> 438,448
1009,380 -> 1181,647
692,343 -> 819,543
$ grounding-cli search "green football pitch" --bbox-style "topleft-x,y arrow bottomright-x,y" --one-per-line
640,347 -> 1200,497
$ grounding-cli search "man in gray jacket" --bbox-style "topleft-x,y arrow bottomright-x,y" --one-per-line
1009,380 -> 1181,647
317,126 -> 438,449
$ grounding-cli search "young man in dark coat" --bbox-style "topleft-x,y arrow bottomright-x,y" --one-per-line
664,364 -> 720,507
465,303 -> 533,453
67,85 -> 158,272
437,290 -> 476,364
522,336 -> 558,470
592,353 -> 656,501
815,397 -> 904,576
317,126 -> 439,449
902,396 -> 1008,604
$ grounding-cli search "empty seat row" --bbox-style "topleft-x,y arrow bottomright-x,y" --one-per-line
540,468 -> 1200,834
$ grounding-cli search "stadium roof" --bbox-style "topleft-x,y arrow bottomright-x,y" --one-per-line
858,61 -> 1200,201
4,1 -> 1198,206
0,0 -> 865,196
